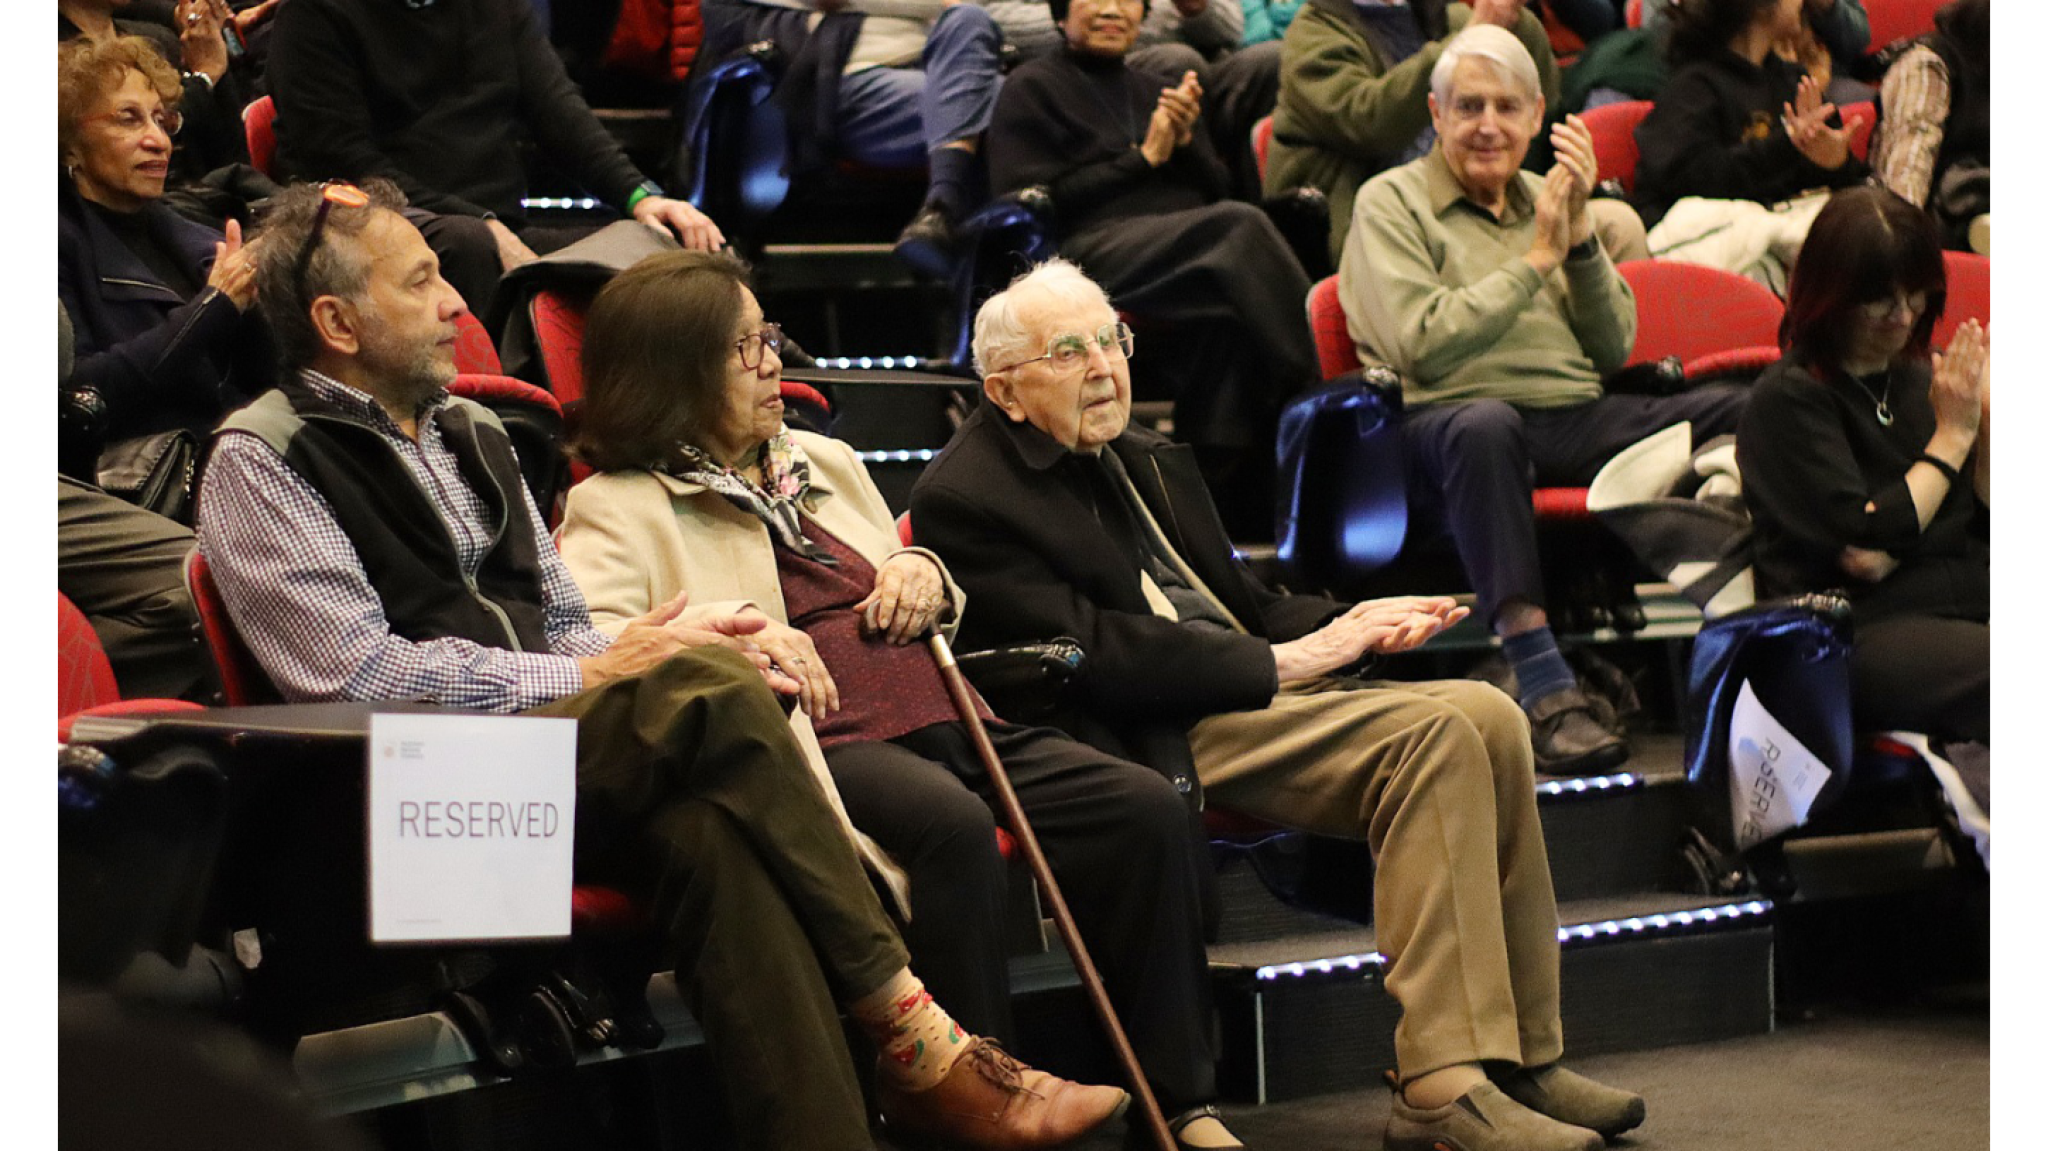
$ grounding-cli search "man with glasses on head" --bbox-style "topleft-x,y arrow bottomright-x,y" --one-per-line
194,180 -> 1138,1151
913,255 -> 1646,1151
1341,24 -> 1748,775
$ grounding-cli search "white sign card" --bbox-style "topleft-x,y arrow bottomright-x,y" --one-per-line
1727,679 -> 1832,851
367,712 -> 579,944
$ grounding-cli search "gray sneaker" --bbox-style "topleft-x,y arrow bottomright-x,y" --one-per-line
1385,1080 -> 1603,1151
1493,1064 -> 1646,1140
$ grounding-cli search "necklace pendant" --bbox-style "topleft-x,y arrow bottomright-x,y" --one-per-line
1875,401 -> 1895,427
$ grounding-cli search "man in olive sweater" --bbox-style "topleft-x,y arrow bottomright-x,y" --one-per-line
1341,24 -> 1746,774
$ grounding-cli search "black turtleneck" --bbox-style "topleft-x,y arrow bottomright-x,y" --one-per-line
986,45 -> 1233,240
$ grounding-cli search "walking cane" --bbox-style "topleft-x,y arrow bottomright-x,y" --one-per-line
926,632 -> 1180,1151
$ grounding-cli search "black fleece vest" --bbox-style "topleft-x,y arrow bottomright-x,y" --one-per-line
215,383 -> 551,653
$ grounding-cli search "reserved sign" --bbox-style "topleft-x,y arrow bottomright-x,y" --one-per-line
367,712 -> 579,944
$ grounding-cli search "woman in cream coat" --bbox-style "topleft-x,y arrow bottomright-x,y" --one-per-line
554,251 -> 1225,1134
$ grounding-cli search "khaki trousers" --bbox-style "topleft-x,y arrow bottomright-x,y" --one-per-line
1189,677 -> 1563,1080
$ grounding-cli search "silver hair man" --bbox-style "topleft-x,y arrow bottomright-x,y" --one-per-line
970,257 -> 1115,377
1430,22 -> 1543,106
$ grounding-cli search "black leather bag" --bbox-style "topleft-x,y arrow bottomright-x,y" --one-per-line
97,429 -> 200,525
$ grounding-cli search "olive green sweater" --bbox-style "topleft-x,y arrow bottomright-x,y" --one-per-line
1339,147 -> 1635,409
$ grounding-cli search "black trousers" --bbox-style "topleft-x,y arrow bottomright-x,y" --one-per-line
825,720 -> 1219,1112
1402,385 -> 1750,626
1851,614 -> 1990,745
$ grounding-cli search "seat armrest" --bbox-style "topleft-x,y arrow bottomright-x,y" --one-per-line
956,638 -> 1086,723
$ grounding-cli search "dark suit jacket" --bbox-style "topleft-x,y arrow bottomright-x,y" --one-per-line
910,403 -> 1348,804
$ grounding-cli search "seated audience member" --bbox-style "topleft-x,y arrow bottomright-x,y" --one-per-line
266,0 -> 723,308
1631,0 -> 1867,283
195,180 -> 1125,1151
1641,0 -> 1871,101
977,0 -> 1279,193
986,0 -> 1317,534
1267,0 -> 1577,265
1533,0 -> 1622,43
911,258 -> 1645,1151
58,302 -> 209,703
1737,186 -> 1987,753
556,249 -> 1226,1148
59,0 -> 258,185
60,36 -> 268,450
697,0 -> 1007,272
1869,0 -> 1988,251
1239,0 -> 1305,45
1343,25 -> 1747,772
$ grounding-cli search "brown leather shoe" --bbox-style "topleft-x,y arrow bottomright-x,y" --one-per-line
1526,687 -> 1629,776
877,1038 -> 1130,1150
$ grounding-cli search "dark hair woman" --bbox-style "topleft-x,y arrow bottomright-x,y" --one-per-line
1631,0 -> 1868,246
59,36 -> 269,499
1735,186 -> 1988,756
557,250 -> 1226,1147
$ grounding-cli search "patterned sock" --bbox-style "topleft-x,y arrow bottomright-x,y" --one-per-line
1502,626 -> 1577,711
849,970 -> 969,1091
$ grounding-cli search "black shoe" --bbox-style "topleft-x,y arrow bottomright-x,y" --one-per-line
1526,687 -> 1629,776
894,204 -> 962,279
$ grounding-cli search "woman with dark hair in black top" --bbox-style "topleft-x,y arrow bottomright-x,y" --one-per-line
1735,185 -> 1988,747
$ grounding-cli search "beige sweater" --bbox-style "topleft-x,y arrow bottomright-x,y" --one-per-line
555,431 -> 968,915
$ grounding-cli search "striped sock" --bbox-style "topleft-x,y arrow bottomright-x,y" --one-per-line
1502,626 -> 1577,710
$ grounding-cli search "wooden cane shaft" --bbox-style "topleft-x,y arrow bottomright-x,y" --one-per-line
927,635 -> 1179,1151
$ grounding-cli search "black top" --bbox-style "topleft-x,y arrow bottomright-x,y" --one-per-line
1736,358 -> 1988,626
89,201 -> 202,300
987,46 -> 1233,240
1631,48 -> 1869,231
267,0 -> 651,221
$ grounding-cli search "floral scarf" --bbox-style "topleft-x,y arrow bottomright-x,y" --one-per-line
665,428 -> 839,566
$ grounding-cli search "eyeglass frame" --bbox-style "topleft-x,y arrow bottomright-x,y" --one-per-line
1854,289 -> 1930,320
85,103 -> 184,140
992,321 -> 1136,375
291,182 -> 375,309
733,323 -> 785,371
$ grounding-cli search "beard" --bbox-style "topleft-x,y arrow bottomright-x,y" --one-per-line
356,325 -> 456,413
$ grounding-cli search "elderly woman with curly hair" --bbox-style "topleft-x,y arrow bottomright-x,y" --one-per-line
59,35 -> 268,464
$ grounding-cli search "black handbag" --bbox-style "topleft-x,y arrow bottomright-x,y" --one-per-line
97,429 -> 200,525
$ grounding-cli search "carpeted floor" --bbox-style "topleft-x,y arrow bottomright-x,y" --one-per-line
1049,991 -> 1988,1151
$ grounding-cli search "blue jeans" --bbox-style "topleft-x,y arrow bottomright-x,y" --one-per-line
834,4 -> 1004,165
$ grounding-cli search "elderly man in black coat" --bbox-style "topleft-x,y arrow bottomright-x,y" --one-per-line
910,258 -> 1647,1151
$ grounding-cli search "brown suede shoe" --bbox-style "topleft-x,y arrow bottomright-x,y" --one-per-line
1526,687 -> 1629,776
877,1038 -> 1130,1150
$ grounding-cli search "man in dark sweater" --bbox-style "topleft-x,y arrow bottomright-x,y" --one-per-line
267,0 -> 722,288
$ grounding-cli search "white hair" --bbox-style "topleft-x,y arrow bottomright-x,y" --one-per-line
971,257 -> 1115,377
1429,23 -> 1542,107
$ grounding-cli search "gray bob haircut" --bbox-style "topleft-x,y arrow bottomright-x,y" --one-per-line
1430,23 -> 1542,107
971,257 -> 1115,377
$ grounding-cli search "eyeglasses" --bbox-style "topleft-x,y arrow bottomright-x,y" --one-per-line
995,322 -> 1135,374
733,323 -> 785,370
89,104 -> 183,139
1855,290 -> 1929,320
1445,94 -> 1530,123
291,182 -> 373,306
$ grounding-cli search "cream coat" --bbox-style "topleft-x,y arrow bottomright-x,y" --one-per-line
556,430 -> 969,917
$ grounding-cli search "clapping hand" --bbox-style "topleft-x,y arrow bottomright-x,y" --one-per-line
206,219 -> 258,311
1141,72 -> 1203,165
1929,319 -> 1988,456
1547,112 -> 1598,248
1780,75 -> 1852,169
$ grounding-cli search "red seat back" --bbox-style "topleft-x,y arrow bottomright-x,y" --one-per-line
1307,276 -> 1362,381
1864,0 -> 1946,50
60,593 -> 121,719
530,289 -> 590,406
1839,101 -> 1877,162
453,311 -> 503,376
244,95 -> 278,180
1933,251 -> 1988,350
1252,115 -> 1274,183
1625,0 -> 1642,28
1580,100 -> 1653,193
1619,259 -> 1786,367
185,551 -> 283,707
